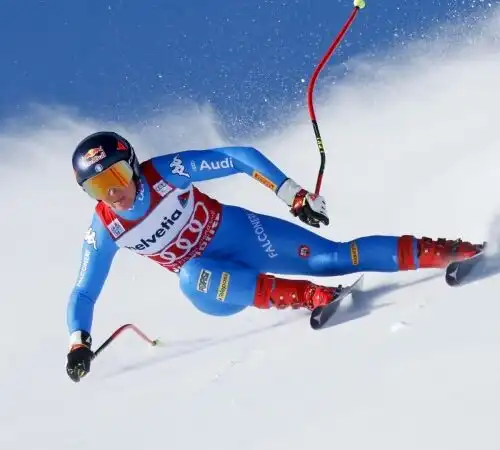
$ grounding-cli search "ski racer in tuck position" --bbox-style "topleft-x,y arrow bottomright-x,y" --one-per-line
66,131 -> 483,382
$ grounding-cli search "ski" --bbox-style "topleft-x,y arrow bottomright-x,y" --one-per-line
445,251 -> 485,286
310,274 -> 364,330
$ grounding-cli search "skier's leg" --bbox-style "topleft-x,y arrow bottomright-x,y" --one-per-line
193,206 -> 482,313
179,256 -> 344,313
211,206 -> 481,276
179,257 -> 257,316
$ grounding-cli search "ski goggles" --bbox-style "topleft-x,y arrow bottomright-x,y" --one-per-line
82,160 -> 134,200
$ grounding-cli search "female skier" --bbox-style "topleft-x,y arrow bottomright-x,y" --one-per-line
65,131 -> 482,382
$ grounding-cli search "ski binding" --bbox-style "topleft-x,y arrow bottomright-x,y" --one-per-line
310,274 -> 364,330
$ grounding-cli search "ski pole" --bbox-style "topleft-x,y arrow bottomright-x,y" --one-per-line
307,0 -> 366,195
92,323 -> 160,360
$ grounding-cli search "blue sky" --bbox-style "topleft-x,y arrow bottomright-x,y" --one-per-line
0,0 -> 492,137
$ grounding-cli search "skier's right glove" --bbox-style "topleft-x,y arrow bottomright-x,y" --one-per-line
66,331 -> 93,383
277,179 -> 330,228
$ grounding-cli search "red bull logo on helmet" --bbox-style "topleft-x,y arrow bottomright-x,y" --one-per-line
82,146 -> 106,168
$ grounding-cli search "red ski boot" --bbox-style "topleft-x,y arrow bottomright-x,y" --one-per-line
417,237 -> 483,268
253,275 -> 342,311
398,235 -> 484,270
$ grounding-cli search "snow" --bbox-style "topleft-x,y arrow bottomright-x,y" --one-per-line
1,9 -> 500,450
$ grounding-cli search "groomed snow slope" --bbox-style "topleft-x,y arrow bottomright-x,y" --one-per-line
1,9 -> 500,450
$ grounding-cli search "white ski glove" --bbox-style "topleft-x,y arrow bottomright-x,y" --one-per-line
277,179 -> 329,228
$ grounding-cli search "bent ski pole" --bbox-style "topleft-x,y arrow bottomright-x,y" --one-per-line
307,0 -> 366,195
92,323 -> 159,360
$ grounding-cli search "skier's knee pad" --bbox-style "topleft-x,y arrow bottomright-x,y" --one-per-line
179,258 -> 250,317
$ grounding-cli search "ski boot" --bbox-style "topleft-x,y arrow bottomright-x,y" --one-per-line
418,237 -> 484,268
253,275 -> 343,311
398,235 -> 484,270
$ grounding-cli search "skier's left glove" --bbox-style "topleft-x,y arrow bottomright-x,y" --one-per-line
277,179 -> 329,228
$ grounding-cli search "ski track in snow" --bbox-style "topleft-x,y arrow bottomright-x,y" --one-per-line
2,8 -> 500,450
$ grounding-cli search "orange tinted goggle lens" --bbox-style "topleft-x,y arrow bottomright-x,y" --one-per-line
82,160 -> 133,199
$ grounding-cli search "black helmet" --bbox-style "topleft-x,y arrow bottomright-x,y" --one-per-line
72,131 -> 140,187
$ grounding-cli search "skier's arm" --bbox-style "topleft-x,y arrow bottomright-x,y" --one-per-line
65,215 -> 119,383
66,214 -> 119,336
150,146 -> 288,191
153,146 -> 329,228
